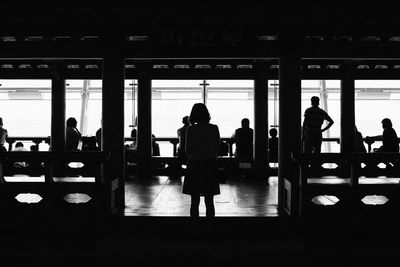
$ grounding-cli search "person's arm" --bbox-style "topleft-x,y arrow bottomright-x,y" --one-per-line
185,127 -> 192,158
301,118 -> 307,142
231,129 -> 237,142
365,134 -> 382,141
321,114 -> 334,132
214,126 -> 221,157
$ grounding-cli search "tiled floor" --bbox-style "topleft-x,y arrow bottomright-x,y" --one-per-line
124,175 -> 279,217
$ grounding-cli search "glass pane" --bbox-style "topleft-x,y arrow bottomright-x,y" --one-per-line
0,80 -> 51,141
206,80 -> 253,138
152,80 -> 202,138
355,80 -> 400,152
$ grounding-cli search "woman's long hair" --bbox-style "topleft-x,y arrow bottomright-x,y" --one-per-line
189,103 -> 210,125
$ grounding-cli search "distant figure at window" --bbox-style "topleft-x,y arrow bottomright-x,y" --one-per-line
268,128 -> 278,162
177,115 -> 190,162
130,128 -> 138,150
13,142 -> 28,168
28,144 -> 43,175
232,118 -> 253,161
96,127 -> 102,149
0,117 -> 8,152
183,103 -> 220,218
66,117 -> 82,151
131,128 -> 137,139
302,96 -> 334,153
354,126 -> 367,153
367,118 -> 399,153
152,134 -> 160,156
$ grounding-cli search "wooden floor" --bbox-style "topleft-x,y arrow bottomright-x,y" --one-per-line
124,175 -> 279,217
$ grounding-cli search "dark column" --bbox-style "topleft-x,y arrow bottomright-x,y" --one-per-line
340,63 -> 355,181
102,43 -> 125,215
253,62 -> 269,179
279,56 -> 302,216
51,76 -> 66,178
51,78 -> 66,153
136,64 -> 153,178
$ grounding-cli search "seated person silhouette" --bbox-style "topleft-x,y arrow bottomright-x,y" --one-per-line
366,118 -> 399,153
96,127 -> 102,149
13,142 -> 28,168
82,136 -> 98,151
354,126 -> 367,153
129,128 -> 138,150
302,96 -> 334,153
152,134 -> 160,156
268,128 -> 278,163
365,118 -> 399,174
219,141 -> 229,157
232,118 -> 253,161
66,117 -> 82,151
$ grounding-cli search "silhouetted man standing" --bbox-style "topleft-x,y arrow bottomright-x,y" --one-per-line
302,96 -> 334,153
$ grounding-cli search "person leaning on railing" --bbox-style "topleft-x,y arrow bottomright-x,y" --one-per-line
0,117 -> 8,152
366,118 -> 399,153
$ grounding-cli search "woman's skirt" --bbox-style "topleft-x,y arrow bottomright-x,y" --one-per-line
182,158 -> 220,196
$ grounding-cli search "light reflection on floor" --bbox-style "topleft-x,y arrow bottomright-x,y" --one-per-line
124,175 -> 278,217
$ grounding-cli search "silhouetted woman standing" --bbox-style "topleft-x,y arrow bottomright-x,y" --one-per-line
183,103 -> 220,217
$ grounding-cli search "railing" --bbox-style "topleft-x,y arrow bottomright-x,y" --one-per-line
6,136 -> 400,156
5,136 -> 50,151
0,151 -> 109,221
292,152 -> 400,223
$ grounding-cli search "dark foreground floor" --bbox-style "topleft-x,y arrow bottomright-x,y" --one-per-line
1,175 -> 399,266
1,217 -> 399,267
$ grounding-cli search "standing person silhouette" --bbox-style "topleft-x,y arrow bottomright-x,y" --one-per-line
232,118 -> 253,161
268,128 -> 278,162
177,115 -> 190,163
302,96 -> 334,153
66,117 -> 82,151
183,103 -> 220,218
0,117 -> 8,152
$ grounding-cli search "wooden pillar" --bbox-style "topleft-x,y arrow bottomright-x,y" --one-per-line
136,64 -> 153,178
51,77 -> 66,153
102,37 -> 125,215
253,62 -> 269,179
279,56 -> 302,216
340,62 -> 356,182
51,75 -> 66,178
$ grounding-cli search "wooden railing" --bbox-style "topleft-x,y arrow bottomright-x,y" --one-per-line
0,151 -> 109,222
5,135 -> 400,157
292,152 -> 400,222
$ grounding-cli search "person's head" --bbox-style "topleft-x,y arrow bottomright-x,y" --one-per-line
0,117 -> 3,127
66,117 -> 77,128
269,128 -> 278,138
182,116 -> 190,125
189,103 -> 210,124
30,145 -> 38,151
381,118 -> 392,129
15,142 -> 23,148
241,118 -> 250,128
311,96 -> 320,106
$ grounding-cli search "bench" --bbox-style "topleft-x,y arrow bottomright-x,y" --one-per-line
0,151 -> 108,226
